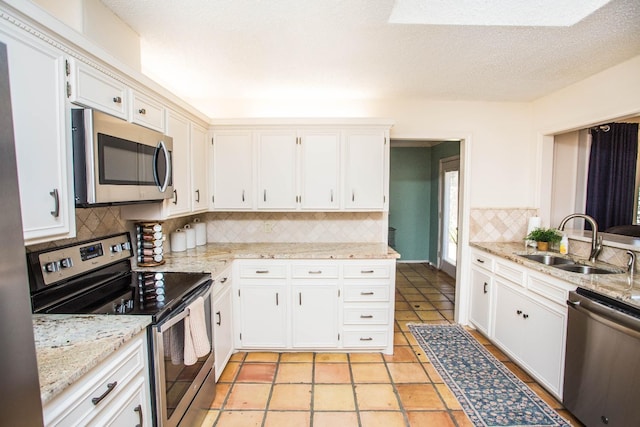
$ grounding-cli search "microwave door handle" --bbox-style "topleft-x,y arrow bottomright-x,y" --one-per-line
153,141 -> 171,192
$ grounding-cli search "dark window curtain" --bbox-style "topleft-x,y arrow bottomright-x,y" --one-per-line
585,122 -> 639,231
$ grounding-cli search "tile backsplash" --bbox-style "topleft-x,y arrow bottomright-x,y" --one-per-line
469,208 -> 538,243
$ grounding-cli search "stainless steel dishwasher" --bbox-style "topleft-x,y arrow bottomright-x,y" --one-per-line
564,288 -> 640,426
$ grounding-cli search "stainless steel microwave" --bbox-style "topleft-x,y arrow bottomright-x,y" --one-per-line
71,109 -> 173,206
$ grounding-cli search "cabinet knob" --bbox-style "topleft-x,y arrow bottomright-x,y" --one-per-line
522,313 -> 529,319
138,108 -> 146,115
516,310 -> 522,315
113,96 -> 122,103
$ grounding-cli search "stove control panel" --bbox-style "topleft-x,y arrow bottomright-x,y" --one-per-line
36,233 -> 133,286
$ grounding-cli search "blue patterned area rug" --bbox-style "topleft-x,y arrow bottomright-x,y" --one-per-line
409,324 -> 570,427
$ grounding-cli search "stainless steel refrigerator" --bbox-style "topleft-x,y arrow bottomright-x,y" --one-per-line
0,41 -> 45,426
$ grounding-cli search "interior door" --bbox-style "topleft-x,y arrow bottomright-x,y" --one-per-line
438,156 -> 459,278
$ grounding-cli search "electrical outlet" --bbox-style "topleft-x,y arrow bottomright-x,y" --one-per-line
263,222 -> 273,233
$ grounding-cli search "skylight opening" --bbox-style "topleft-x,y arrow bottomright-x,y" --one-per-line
388,0 -> 612,27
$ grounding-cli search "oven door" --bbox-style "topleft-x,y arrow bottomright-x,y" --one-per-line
152,282 -> 215,427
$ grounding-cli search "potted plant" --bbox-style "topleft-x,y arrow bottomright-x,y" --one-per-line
525,227 -> 562,251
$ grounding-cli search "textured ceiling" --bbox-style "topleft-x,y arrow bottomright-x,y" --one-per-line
100,0 -> 640,116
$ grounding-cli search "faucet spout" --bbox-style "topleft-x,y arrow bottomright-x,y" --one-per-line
558,213 -> 602,262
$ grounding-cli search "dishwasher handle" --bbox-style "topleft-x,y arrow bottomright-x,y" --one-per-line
568,291 -> 640,338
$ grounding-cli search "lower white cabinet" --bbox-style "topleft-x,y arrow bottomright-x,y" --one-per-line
234,259 -> 395,353
212,269 -> 234,381
469,267 -> 492,335
43,332 -> 151,427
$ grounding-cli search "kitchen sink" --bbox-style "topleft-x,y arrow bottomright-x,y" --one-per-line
517,253 -> 624,275
553,264 -> 624,275
519,254 -> 576,266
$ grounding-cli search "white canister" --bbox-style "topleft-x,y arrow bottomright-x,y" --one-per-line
170,229 -> 187,252
183,224 -> 196,249
191,218 -> 207,246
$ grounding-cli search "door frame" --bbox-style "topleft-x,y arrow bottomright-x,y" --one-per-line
438,155 -> 460,278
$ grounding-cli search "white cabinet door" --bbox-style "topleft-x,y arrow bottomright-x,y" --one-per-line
70,60 -> 128,119
257,131 -> 297,209
190,123 -> 208,213
213,282 -> 234,381
343,131 -> 386,210
239,285 -> 287,348
299,131 -> 340,210
493,280 -> 526,357
0,29 -> 75,244
212,131 -> 254,210
292,284 -> 339,348
166,110 -> 191,216
469,268 -> 492,335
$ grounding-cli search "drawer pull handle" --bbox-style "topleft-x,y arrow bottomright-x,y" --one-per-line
361,292 -> 374,295
360,315 -> 374,319
477,259 -> 485,263
92,381 -> 117,405
49,189 -> 60,217
216,311 -> 221,326
256,270 -> 269,274
309,270 -> 322,274
134,404 -> 143,427
361,270 -> 375,274
276,292 -> 279,306
360,337 -> 373,341
113,96 -> 122,103
220,277 -> 228,284
138,108 -> 146,115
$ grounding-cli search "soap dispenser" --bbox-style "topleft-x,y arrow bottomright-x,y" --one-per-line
559,234 -> 569,255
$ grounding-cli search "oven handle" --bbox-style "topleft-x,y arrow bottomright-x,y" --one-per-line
156,281 -> 212,333
153,140 -> 171,193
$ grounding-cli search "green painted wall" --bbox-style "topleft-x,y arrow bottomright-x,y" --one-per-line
389,142 -> 460,262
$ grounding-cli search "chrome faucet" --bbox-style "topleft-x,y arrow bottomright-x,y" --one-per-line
558,214 -> 603,263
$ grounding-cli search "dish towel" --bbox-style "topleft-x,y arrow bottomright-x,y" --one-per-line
184,296 -> 211,366
164,322 -> 185,365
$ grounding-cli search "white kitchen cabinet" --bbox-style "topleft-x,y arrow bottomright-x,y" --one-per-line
212,269 -> 234,381
0,26 -> 75,244
130,90 -> 165,132
493,279 -> 566,395
166,109 -> 192,216
257,131 -> 298,209
211,131 -> 254,210
343,130 -> 386,210
43,332 -> 151,427
190,123 -> 209,213
292,273 -> 339,348
238,283 -> 287,348
299,131 -> 340,210
469,251 -> 494,335
69,59 -> 128,119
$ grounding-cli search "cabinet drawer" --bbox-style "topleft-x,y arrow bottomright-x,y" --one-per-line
239,264 -> 287,278
344,264 -> 390,279
71,61 -> 128,119
291,265 -> 339,279
471,251 -> 494,271
344,305 -> 389,324
495,260 -> 525,286
343,284 -> 390,302
131,91 -> 165,132
342,329 -> 388,347
528,274 -> 573,306
45,336 -> 145,426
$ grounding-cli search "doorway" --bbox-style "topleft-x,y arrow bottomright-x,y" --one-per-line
438,156 -> 459,278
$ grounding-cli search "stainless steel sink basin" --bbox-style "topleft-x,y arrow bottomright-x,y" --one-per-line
519,254 -> 576,266
553,264 -> 624,275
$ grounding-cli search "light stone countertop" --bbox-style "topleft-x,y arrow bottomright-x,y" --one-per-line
33,314 -> 152,404
471,242 -> 640,310
136,242 -> 400,273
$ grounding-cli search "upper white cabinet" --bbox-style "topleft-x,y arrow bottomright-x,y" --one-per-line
343,130 -> 386,210
257,131 -> 298,210
166,110 -> 192,216
69,59 -> 128,119
0,25 -> 75,244
190,123 -> 209,213
210,121 -> 392,212
211,131 -> 254,210
130,90 -> 165,132
299,131 -> 340,210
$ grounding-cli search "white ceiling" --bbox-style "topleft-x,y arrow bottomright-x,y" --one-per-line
100,0 -> 640,116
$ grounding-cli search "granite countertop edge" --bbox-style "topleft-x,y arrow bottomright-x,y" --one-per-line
34,314 -> 152,405
470,241 -> 640,309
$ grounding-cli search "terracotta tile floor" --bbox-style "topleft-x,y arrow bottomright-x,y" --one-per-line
201,263 -> 583,426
